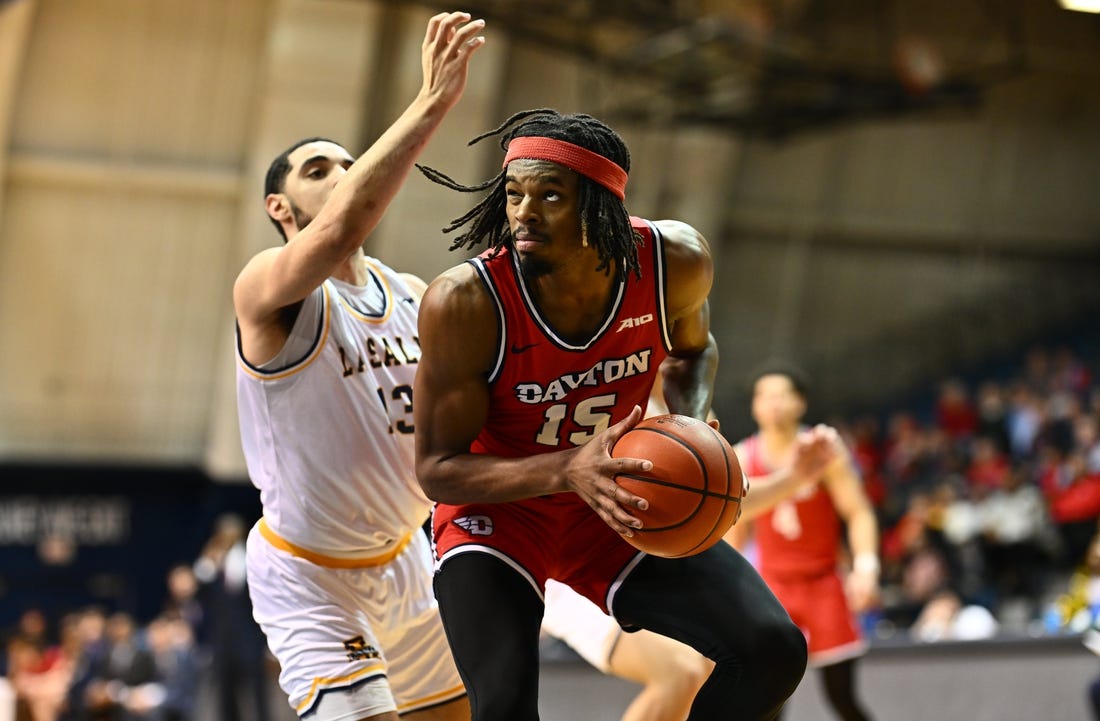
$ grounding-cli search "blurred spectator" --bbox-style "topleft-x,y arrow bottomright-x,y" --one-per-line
935,378 -> 978,442
909,589 -> 999,643
81,612 -> 157,721
965,436 -> 1010,491
5,627 -> 72,721
934,479 -> 989,602
880,490 -> 932,580
842,415 -> 888,510
1005,382 -> 1043,460
1075,414 -> 1100,473
1023,346 -> 1052,395
140,616 -> 199,721
1051,346 -> 1092,397
160,566 -> 203,658
64,606 -> 110,721
975,381 -> 1011,454
980,465 -> 1058,605
1038,390 -> 1080,457
897,541 -> 951,629
1039,450 -> 1100,570
192,515 -> 269,721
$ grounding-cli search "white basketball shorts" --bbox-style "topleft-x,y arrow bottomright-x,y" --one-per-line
246,523 -> 465,719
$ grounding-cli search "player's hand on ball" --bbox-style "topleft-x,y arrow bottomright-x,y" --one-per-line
565,405 -> 650,537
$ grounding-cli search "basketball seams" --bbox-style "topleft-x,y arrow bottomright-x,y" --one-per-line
611,415 -> 744,558
616,473 -> 743,503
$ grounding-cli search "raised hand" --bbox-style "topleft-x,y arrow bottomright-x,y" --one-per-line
789,423 -> 841,486
419,11 -> 486,111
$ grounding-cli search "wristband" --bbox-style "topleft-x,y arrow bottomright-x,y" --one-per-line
853,553 -> 880,576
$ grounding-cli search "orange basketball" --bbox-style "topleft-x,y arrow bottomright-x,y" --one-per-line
611,414 -> 745,558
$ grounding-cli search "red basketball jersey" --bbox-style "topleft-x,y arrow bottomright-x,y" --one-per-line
740,433 -> 841,578
468,217 -> 672,459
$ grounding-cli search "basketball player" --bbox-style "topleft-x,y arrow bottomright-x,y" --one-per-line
233,12 -> 483,721
726,363 -> 880,721
413,109 -> 838,721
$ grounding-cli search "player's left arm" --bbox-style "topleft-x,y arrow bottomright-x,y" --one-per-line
823,442 -> 881,613
654,220 -> 717,424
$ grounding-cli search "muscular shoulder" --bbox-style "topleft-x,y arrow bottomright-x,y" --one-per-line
653,219 -> 709,259
418,263 -> 498,373
652,220 -> 713,316
420,262 -> 491,318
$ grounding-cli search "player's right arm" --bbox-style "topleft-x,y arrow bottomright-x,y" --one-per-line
234,11 -> 485,362
413,266 -> 653,536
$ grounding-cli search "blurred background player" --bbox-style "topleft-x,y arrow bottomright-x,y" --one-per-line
726,362 -> 880,721
232,11 -> 484,721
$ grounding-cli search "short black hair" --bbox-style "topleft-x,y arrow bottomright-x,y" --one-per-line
748,359 -> 811,400
263,136 -> 340,240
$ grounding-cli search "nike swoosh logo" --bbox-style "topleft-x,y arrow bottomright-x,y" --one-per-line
510,342 -> 539,354
401,297 -> 416,304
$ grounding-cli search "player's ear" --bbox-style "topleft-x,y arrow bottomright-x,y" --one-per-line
265,193 -> 291,224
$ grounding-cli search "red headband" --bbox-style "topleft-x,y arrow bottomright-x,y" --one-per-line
503,136 -> 628,200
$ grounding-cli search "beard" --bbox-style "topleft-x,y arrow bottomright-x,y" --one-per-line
289,199 -> 314,232
518,254 -> 554,281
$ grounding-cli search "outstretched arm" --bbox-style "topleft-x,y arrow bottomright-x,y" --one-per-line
234,12 -> 485,356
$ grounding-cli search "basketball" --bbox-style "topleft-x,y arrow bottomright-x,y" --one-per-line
611,414 -> 745,558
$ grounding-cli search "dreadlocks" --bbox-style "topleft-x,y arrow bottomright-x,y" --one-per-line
417,109 -> 644,279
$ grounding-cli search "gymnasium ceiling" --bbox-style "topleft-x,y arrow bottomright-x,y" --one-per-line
403,0 -> 1032,138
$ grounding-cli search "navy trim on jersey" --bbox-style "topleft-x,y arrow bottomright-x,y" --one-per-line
638,219 -> 673,353
235,284 -> 328,375
332,264 -> 389,320
467,257 -> 507,383
507,245 -> 626,353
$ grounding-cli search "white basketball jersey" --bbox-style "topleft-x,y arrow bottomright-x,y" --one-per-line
236,258 -> 429,557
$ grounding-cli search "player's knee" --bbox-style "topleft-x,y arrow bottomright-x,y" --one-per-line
753,616 -> 808,699
661,651 -> 712,696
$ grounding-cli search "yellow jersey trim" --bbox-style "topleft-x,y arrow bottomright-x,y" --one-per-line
258,518 -> 413,569
396,682 -> 468,713
294,662 -> 387,713
237,284 -> 332,380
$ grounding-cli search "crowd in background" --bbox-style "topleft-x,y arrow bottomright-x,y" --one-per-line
829,344 -> 1100,639
3,343 -> 1099,719
0,515 -> 271,721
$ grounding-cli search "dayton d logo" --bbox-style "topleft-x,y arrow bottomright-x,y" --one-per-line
453,515 -> 494,536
